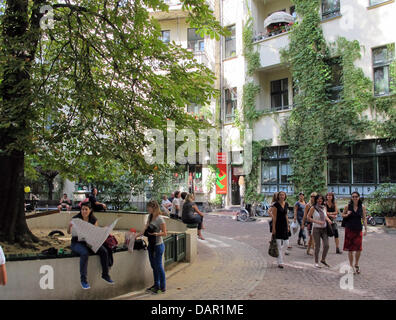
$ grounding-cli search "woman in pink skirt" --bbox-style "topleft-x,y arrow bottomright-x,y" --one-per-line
342,192 -> 367,274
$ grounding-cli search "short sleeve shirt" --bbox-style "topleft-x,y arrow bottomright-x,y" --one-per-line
172,198 -> 180,214
0,246 -> 5,265
148,215 -> 166,245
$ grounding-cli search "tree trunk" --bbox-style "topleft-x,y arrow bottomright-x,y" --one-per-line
0,0 -> 43,244
0,151 -> 38,244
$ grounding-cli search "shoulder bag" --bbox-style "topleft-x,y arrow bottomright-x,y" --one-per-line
268,234 -> 279,258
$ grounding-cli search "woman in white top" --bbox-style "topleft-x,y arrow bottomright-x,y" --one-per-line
308,194 -> 333,268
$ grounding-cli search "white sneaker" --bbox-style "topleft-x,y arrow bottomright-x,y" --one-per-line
315,263 -> 321,268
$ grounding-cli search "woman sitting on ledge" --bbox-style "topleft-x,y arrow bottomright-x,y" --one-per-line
182,193 -> 205,240
67,202 -> 114,290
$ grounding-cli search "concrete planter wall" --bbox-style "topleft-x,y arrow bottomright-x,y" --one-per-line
0,250 -> 152,300
0,211 -> 197,299
385,217 -> 396,228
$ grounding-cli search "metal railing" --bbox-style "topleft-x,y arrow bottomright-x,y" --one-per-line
163,233 -> 186,267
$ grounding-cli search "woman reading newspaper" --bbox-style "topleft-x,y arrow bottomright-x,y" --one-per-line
67,202 -> 114,290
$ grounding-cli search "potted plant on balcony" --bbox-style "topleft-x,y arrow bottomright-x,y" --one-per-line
366,183 -> 396,228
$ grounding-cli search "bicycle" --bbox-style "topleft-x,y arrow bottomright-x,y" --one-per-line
236,203 -> 257,222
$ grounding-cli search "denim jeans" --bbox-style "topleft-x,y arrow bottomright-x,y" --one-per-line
148,243 -> 166,290
71,241 -> 109,282
297,217 -> 306,241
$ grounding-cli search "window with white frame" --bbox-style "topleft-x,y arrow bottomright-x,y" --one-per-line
160,30 -> 170,44
271,78 -> 289,111
373,45 -> 394,96
224,87 -> 237,123
188,28 -> 204,52
225,25 -> 236,59
369,0 -> 391,6
321,0 -> 340,19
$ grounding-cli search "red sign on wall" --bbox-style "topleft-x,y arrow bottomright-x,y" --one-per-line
216,153 -> 227,195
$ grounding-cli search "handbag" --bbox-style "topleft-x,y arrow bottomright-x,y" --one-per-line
326,222 -> 334,237
104,234 -> 118,251
268,235 -> 279,258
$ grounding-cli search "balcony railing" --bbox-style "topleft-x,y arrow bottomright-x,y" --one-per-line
163,0 -> 182,6
253,24 -> 293,43
192,51 -> 209,67
259,104 -> 293,112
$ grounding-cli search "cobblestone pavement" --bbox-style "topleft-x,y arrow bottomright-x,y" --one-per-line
123,213 -> 396,300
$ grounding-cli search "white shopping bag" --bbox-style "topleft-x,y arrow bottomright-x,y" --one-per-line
290,221 -> 299,235
125,228 -> 137,253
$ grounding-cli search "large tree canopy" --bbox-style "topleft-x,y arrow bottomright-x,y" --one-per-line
0,0 -> 225,243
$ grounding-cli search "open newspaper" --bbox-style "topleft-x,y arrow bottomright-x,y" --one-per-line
71,218 -> 119,253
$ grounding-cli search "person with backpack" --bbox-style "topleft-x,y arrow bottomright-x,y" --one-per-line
342,191 -> 367,274
136,200 -> 167,294
67,202 -> 114,289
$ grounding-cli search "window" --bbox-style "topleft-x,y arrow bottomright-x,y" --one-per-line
353,158 -> 376,183
379,155 -> 396,183
188,28 -> 204,52
225,25 -> 236,59
321,0 -> 341,19
224,88 -> 237,123
187,103 -> 202,115
261,147 -> 293,194
373,45 -> 394,96
327,58 -> 343,102
369,0 -> 391,6
328,158 -> 351,184
160,30 -> 170,44
328,140 -> 396,195
271,78 -> 289,111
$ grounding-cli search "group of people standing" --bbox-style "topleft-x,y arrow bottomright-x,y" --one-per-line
269,190 -> 368,274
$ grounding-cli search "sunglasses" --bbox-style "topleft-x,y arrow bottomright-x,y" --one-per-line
351,196 -> 359,198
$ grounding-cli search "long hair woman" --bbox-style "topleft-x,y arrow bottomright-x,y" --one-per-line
293,192 -> 307,247
182,193 -> 205,240
137,200 -> 167,293
67,202 -> 114,290
325,192 -> 341,254
342,192 -> 367,274
302,192 -> 317,255
271,191 -> 290,269
268,192 -> 278,233
308,194 -> 333,268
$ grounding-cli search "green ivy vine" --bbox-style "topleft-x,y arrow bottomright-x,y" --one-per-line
279,0 -> 381,196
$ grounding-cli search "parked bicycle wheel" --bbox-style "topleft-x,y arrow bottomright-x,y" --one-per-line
237,208 -> 249,222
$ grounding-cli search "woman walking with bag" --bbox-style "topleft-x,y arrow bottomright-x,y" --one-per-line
136,200 -> 167,293
342,192 -> 367,274
308,194 -> 333,268
272,191 -> 290,269
326,192 -> 341,254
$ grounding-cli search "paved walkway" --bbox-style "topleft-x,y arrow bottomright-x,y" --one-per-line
118,214 -> 396,300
